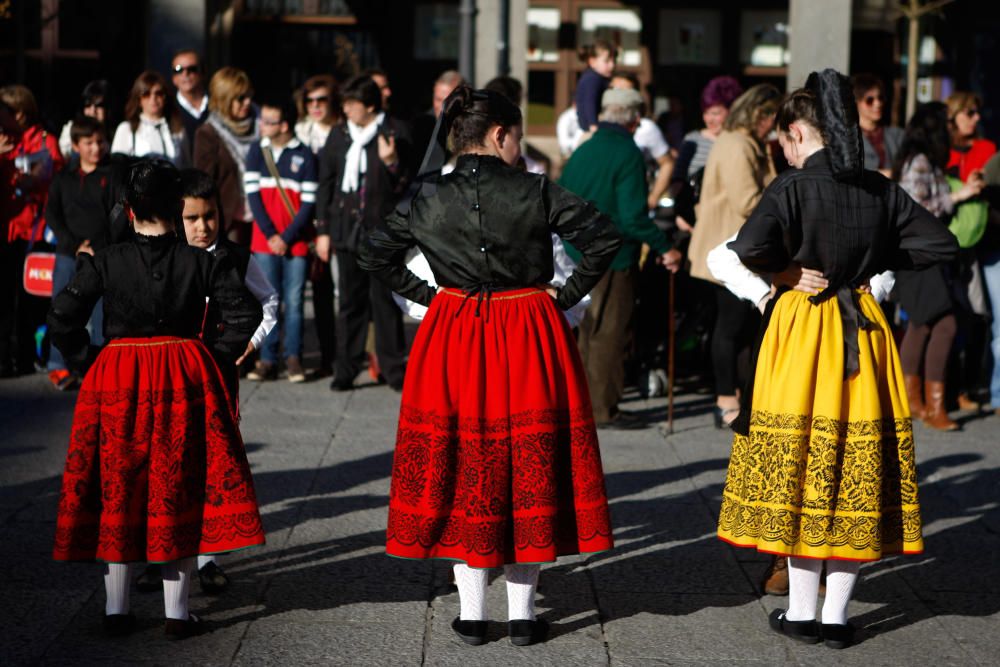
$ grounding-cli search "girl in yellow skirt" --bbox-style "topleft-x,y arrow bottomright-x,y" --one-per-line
716,70 -> 958,649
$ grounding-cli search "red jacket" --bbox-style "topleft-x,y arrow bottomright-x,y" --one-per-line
948,138 -> 997,182
2,125 -> 64,243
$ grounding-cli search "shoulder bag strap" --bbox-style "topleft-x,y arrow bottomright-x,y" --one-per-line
261,145 -> 298,219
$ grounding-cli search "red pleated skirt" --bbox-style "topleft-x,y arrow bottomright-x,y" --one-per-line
53,336 -> 265,563
386,288 -> 614,568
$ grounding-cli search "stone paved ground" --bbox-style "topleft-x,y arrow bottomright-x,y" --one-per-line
3,368 -> 1000,666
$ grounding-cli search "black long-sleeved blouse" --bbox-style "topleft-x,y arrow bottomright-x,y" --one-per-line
358,153 -> 623,311
47,231 -> 263,370
729,148 -> 958,375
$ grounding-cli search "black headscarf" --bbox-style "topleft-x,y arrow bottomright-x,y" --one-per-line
806,69 -> 863,183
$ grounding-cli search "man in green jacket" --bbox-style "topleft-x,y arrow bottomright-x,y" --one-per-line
560,87 -> 682,427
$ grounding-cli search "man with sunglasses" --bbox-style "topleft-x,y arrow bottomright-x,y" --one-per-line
851,73 -> 903,176
171,49 -> 209,158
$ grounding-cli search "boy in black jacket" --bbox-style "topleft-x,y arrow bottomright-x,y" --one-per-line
44,116 -> 119,389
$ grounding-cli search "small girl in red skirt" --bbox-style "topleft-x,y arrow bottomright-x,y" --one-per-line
359,87 -> 622,646
47,158 -> 265,638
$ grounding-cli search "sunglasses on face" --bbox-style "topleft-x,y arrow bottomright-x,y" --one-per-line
259,118 -> 282,126
863,95 -> 883,105
236,93 -> 252,103
307,95 -> 329,105
142,89 -> 166,98
83,100 -> 106,109
963,108 -> 980,118
173,64 -> 200,75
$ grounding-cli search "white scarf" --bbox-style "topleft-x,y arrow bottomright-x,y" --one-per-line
342,119 -> 379,193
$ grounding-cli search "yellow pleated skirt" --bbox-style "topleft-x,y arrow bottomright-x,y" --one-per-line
717,290 -> 924,561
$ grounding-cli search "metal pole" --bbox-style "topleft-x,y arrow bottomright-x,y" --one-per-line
667,271 -> 676,435
498,0 -> 510,76
905,1 -> 919,124
458,0 -> 477,85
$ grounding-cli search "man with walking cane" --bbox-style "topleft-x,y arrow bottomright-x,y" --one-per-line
560,88 -> 682,428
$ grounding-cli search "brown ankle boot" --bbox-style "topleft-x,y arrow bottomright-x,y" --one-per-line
904,374 -> 925,419
924,380 -> 958,431
761,555 -> 789,595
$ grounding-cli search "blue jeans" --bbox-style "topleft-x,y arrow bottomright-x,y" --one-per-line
981,251 -> 1000,407
254,253 -> 307,364
48,253 -> 103,372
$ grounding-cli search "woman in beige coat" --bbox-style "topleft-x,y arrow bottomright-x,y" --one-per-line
687,84 -> 780,427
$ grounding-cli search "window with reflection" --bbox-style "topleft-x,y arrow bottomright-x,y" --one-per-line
579,7 -> 642,67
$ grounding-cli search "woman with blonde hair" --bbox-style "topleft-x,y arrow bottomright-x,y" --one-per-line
111,71 -> 186,165
295,74 -> 340,154
687,83 -> 781,428
194,66 -> 258,245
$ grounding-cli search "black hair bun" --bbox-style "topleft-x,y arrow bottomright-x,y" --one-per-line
806,68 -> 863,182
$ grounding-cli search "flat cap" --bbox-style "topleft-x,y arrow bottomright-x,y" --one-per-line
601,87 -> 643,110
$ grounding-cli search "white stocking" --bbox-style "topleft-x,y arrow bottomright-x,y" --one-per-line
504,564 -> 540,621
785,557 -> 822,621
453,563 -> 489,621
161,557 -> 196,621
821,560 -> 860,625
104,563 -> 132,615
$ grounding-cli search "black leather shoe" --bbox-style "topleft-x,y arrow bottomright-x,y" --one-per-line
509,618 -> 549,646
198,561 -> 229,594
451,617 -> 488,645
821,622 -> 855,649
103,613 -> 136,637
329,376 -> 354,392
164,613 -> 204,640
768,609 -> 821,644
135,564 -> 162,592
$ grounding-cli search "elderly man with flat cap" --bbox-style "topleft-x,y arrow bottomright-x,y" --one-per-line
559,87 -> 682,428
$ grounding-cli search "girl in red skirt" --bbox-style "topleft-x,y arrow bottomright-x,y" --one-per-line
47,159 -> 265,638
359,87 -> 622,646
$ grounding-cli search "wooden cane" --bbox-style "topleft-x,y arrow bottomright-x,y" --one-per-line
667,270 -> 676,434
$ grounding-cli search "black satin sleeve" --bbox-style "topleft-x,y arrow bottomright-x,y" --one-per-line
203,249 -> 264,364
885,180 -> 959,271
728,183 -> 792,274
544,179 -> 622,309
47,253 -> 104,372
359,203 -> 438,307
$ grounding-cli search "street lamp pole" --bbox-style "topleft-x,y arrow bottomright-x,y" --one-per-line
498,0 -> 510,76
459,0 -> 477,85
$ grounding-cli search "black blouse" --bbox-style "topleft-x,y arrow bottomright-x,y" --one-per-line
730,148 -> 958,375
48,232 -> 263,370
358,153 -> 623,311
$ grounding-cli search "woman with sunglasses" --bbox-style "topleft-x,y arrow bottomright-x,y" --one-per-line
946,91 -> 995,181
852,73 -> 903,176
294,74 -> 340,154
194,67 -> 259,245
111,71 -> 186,167
947,91 -> 1000,414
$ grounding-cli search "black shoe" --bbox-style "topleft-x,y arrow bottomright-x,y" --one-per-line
597,412 -> 645,430
164,613 -> 204,640
198,561 -> 229,594
821,622 -> 855,649
329,376 -> 354,392
509,618 -> 549,646
451,617 -> 488,645
103,613 -> 136,637
135,564 -> 163,592
768,609 -> 821,644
